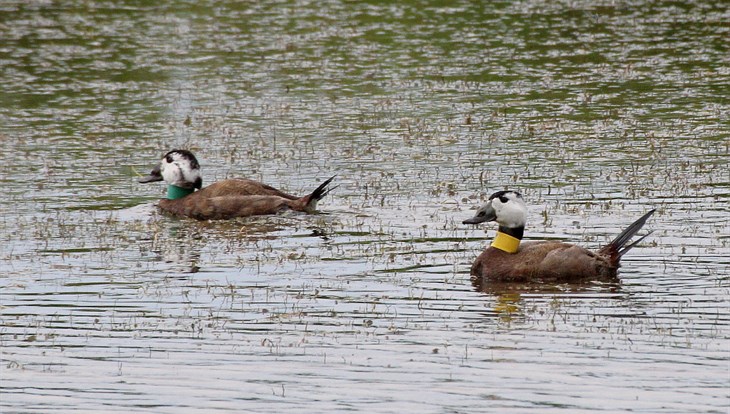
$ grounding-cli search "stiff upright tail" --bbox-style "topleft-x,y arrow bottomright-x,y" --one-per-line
302,175 -> 337,212
598,209 -> 656,265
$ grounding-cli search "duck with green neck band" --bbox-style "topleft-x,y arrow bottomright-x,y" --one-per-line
463,190 -> 655,285
167,185 -> 195,200
138,149 -> 335,220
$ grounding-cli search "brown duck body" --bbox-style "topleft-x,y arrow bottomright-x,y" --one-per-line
159,193 -> 304,220
157,178 -> 329,220
470,241 -> 618,284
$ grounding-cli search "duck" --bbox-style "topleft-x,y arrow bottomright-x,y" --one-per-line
462,190 -> 655,284
138,149 -> 335,220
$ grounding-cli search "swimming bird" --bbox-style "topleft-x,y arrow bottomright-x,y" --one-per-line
463,190 -> 655,283
138,149 -> 335,220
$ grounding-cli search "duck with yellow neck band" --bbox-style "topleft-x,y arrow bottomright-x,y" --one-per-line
463,190 -> 655,285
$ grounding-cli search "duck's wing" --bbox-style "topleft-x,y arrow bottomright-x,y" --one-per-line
200,179 -> 298,200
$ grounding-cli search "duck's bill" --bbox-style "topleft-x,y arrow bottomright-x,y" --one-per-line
463,215 -> 488,225
138,165 -> 163,183
462,203 -> 497,225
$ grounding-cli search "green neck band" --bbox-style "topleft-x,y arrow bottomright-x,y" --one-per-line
167,185 -> 195,200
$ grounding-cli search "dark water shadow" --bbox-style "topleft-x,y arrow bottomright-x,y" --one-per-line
472,279 -> 623,296
471,278 -> 626,323
140,210 -> 332,273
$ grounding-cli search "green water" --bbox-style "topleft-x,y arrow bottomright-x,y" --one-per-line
1,1 -> 728,413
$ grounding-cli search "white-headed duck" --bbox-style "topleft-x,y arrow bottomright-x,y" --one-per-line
139,149 -> 334,220
463,190 -> 655,283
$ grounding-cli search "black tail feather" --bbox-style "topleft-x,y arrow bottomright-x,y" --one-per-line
599,209 -> 656,263
303,175 -> 336,212
310,175 -> 336,201
619,230 -> 654,255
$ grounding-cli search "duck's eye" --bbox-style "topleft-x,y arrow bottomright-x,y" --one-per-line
166,155 -> 173,163
499,195 -> 509,203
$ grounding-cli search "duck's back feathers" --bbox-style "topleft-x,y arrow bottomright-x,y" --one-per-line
198,179 -> 298,200
471,241 -> 617,284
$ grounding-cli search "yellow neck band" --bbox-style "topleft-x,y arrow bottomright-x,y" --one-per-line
491,231 -> 521,253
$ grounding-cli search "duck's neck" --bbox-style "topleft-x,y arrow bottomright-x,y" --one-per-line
491,226 -> 523,254
167,184 -> 195,200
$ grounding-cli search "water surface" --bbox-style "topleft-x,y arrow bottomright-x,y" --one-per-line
1,1 -> 728,413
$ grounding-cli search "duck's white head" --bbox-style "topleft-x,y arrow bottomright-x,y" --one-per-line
139,149 -> 203,190
463,190 -> 527,229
